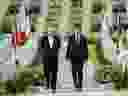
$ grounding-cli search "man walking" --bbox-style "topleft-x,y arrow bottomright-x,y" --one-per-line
38,32 -> 61,93
66,32 -> 88,91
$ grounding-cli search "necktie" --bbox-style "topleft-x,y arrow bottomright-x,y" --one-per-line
75,33 -> 80,43
49,36 -> 53,48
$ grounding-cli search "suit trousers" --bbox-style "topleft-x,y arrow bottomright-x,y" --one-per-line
71,60 -> 84,89
44,57 -> 58,90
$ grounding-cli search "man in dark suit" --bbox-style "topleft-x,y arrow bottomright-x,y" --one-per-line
66,32 -> 88,91
38,32 -> 61,93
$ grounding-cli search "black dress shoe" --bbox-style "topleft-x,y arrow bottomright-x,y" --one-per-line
52,89 -> 56,94
32,80 -> 45,86
75,87 -> 82,92
96,80 -> 112,84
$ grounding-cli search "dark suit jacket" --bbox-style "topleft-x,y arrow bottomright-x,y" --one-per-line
40,35 -> 60,55
38,35 -> 61,71
66,33 -> 88,63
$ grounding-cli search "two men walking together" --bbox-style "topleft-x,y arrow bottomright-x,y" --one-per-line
37,32 -> 88,93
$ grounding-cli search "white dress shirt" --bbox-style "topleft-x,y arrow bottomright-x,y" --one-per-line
48,36 -> 54,48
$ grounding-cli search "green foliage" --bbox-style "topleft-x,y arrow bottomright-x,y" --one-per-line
112,65 -> 128,90
0,17 -> 12,33
91,2 -> 104,14
3,65 -> 45,94
5,71 -> 33,94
